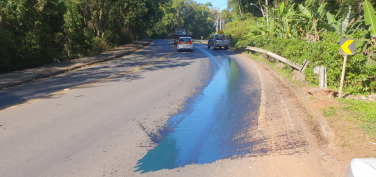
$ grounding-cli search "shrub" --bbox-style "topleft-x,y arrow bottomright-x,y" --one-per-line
254,37 -> 374,93
90,37 -> 110,56
235,40 -> 251,48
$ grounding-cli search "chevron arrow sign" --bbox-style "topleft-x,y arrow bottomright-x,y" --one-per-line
339,38 -> 356,55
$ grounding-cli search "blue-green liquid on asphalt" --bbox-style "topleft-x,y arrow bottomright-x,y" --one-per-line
135,56 -> 260,173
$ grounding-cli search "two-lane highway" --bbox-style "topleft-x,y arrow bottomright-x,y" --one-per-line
0,40 -> 329,176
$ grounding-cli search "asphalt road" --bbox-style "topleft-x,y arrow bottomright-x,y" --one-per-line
0,40 -> 328,176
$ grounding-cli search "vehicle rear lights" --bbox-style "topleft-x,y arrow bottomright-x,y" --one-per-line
190,41 -> 192,45
179,41 -> 181,45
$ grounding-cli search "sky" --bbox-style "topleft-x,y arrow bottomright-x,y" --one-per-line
195,0 -> 228,11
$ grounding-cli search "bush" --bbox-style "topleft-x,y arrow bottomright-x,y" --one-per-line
90,37 -> 110,55
250,36 -> 270,48
252,36 -> 375,93
0,30 -> 17,73
235,40 -> 251,48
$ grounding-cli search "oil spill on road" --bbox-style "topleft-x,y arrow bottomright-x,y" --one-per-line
135,51 -> 261,173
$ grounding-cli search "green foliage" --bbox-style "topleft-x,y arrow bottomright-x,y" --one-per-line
235,40 -> 250,48
170,0 -> 215,38
224,18 -> 255,47
1,0 -> 214,74
231,29 -> 374,92
0,0 -> 67,73
340,98 -> 376,138
323,106 -> 338,117
223,0 -> 375,94
363,0 -> 376,37
326,6 -> 352,36
249,36 -> 270,48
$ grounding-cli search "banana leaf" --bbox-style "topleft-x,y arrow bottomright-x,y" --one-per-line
363,0 -> 376,36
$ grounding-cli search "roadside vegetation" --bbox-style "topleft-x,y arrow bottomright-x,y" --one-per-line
340,98 -> 376,139
0,0 -> 216,74
223,0 -> 376,94
321,98 -> 376,139
225,0 -> 376,150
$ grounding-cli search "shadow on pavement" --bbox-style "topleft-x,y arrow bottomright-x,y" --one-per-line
0,40 -> 203,110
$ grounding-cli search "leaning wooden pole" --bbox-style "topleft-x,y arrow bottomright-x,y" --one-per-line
246,46 -> 302,71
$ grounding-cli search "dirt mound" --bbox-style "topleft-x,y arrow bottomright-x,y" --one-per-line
291,70 -> 305,82
308,88 -> 338,98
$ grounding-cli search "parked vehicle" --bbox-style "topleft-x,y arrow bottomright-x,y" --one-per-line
173,28 -> 192,45
208,34 -> 230,50
346,158 -> 376,177
177,37 -> 193,52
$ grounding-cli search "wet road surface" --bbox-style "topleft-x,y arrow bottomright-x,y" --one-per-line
0,40 -> 328,176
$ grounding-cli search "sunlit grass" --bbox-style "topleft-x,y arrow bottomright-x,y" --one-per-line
339,98 -> 376,139
323,106 -> 337,117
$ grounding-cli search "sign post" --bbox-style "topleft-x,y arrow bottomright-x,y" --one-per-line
338,38 -> 356,98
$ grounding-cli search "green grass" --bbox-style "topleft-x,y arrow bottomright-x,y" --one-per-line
323,106 -> 338,117
339,98 -> 376,139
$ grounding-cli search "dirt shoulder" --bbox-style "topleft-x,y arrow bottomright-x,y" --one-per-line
236,50 -> 376,176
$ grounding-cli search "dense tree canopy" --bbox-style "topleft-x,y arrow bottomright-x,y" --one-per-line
0,0 -> 215,73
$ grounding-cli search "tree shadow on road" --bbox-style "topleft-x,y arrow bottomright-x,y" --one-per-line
0,41 -> 204,110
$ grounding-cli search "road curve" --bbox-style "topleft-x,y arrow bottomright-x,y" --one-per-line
0,40 -> 328,177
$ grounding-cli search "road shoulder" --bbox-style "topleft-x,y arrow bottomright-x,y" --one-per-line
235,50 -> 376,176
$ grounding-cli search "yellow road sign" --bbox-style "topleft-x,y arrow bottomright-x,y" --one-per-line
339,38 -> 356,55
201,36 -> 203,39
338,38 -> 356,97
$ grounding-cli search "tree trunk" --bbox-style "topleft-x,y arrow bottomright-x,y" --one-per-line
314,19 -> 319,41
220,14 -> 222,31
98,8 -> 102,37
265,0 -> 269,26
216,13 -> 219,33
238,0 -> 243,18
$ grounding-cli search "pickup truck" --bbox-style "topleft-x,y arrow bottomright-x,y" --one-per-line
173,28 -> 192,45
208,34 -> 230,50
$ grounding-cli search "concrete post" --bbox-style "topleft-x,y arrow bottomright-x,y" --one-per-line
319,66 -> 327,89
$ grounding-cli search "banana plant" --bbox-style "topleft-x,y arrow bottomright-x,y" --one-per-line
326,6 -> 351,36
297,3 -> 327,41
275,2 -> 300,39
363,0 -> 376,59
363,0 -> 376,37
245,17 -> 269,37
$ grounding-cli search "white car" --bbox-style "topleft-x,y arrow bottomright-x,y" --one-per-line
177,37 -> 193,52
346,158 -> 376,177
